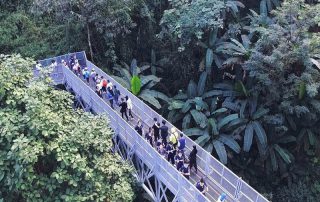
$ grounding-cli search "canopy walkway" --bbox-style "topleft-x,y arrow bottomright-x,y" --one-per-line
36,51 -> 269,202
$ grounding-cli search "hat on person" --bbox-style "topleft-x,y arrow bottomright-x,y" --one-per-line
92,68 -> 95,71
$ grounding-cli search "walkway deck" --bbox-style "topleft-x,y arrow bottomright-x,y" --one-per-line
37,51 -> 269,202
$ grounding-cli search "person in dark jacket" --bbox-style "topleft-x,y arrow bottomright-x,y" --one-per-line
160,120 -> 168,146
119,98 -> 129,121
135,120 -> 143,136
113,85 -> 120,106
166,141 -> 175,165
152,118 -> 160,143
189,145 -> 198,174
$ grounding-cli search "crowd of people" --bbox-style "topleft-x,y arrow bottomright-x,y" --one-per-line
43,54 -> 228,201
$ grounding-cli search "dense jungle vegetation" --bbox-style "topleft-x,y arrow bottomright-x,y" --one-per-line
1,0 -> 320,201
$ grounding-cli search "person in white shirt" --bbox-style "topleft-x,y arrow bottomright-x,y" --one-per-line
106,79 -> 113,89
125,95 -> 134,120
35,61 -> 42,70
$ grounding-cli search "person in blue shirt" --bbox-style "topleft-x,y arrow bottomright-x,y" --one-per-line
166,141 -> 175,165
179,160 -> 190,180
178,133 -> 186,154
82,67 -> 90,83
196,178 -> 209,195
106,90 -> 114,109
175,150 -> 184,171
113,85 -> 120,106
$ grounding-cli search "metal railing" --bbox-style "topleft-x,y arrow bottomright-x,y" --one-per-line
38,51 -> 269,202
61,64 -> 209,202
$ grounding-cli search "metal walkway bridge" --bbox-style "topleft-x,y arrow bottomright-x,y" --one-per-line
36,51 -> 269,202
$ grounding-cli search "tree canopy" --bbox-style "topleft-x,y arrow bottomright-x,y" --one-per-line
0,55 -> 136,201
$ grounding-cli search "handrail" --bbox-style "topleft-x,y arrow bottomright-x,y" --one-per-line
61,65 -> 210,202
39,51 -> 269,202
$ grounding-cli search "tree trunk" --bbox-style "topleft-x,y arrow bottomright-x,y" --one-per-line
87,23 -> 94,62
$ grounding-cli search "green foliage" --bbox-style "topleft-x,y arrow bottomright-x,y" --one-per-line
131,75 -> 141,95
160,0 -> 225,47
113,61 -> 169,109
0,55 -> 136,201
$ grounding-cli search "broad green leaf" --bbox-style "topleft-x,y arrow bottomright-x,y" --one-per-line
239,100 -> 247,118
243,123 -> 254,152
202,90 -> 223,99
197,72 -> 207,96
219,135 -> 241,153
130,59 -> 138,75
193,97 -> 209,111
131,76 -> 141,95
190,109 -> 208,128
212,107 -> 228,115
278,136 -> 296,144
252,108 -> 269,120
183,128 -> 204,136
142,89 -> 169,102
213,140 -> 227,164
270,147 -> 278,171
140,75 -> 161,88
252,121 -> 267,146
206,49 -> 214,73
182,114 -> 191,130
307,129 -> 316,146
173,92 -> 188,100
204,143 -> 214,153
169,100 -> 185,110
195,135 -> 210,147
234,81 -> 248,97
139,91 -> 161,109
208,118 -> 218,136
187,80 -> 197,98
110,76 -> 130,89
274,144 -> 291,164
297,128 -> 307,142
217,114 -> 238,130
181,99 -> 193,113
209,29 -> 218,47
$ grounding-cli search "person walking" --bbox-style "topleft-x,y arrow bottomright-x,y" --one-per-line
113,85 -> 120,106
178,133 -> 186,154
152,118 -> 160,143
175,150 -> 184,171
189,145 -> 198,174
106,90 -> 114,109
90,69 -> 96,86
82,67 -> 90,83
158,143 -> 166,158
100,76 -> 107,93
125,96 -> 134,120
160,120 -> 168,146
179,160 -> 190,180
196,178 -> 209,195
119,98 -> 129,121
166,141 -> 175,165
135,120 -> 143,136
145,127 -> 153,147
